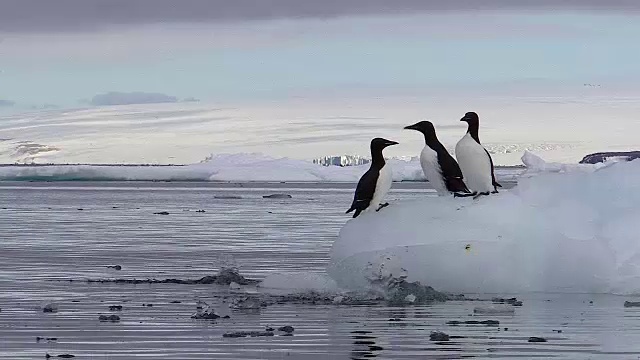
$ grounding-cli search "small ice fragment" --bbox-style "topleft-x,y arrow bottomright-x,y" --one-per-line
333,296 -> 345,304
229,282 -> 241,290
404,294 -> 416,303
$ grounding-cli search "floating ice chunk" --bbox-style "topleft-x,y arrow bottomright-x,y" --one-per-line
332,295 -> 345,304
329,155 -> 640,295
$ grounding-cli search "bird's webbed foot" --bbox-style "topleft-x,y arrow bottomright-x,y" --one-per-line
454,191 -> 476,198
473,192 -> 491,200
376,202 -> 390,212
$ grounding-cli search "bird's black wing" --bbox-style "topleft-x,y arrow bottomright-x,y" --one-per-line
346,168 -> 379,218
484,148 -> 502,191
438,152 -> 471,194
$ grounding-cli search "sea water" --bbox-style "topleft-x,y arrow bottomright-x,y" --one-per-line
1,182 -> 639,359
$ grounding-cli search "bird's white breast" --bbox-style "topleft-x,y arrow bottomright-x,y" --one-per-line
419,146 -> 448,195
370,163 -> 392,210
455,133 -> 493,193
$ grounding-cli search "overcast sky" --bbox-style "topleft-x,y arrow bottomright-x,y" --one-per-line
1,1 -> 640,112
2,0 -> 640,33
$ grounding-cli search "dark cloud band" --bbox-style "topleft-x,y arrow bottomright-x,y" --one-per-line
2,0 -> 638,33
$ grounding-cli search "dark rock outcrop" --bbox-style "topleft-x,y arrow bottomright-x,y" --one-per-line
579,151 -> 640,164
86,268 -> 259,286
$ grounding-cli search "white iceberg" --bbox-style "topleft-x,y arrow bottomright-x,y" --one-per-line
328,154 -> 640,295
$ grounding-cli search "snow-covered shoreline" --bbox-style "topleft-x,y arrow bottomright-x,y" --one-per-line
0,152 -> 527,182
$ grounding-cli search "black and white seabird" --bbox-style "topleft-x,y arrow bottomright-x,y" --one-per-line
404,121 -> 473,197
455,112 -> 502,198
346,138 -> 398,218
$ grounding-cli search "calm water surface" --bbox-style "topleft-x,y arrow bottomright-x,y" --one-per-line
0,182 -> 639,359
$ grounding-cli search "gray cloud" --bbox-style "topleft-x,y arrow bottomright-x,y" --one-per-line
0,100 -> 16,107
89,92 -> 178,106
2,0 -> 639,33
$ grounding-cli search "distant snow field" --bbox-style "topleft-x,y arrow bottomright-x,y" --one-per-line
1,96 -> 639,167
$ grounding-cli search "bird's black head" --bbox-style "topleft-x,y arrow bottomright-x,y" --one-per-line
460,112 -> 479,125
370,137 -> 399,152
404,120 -> 437,138
460,112 -> 480,141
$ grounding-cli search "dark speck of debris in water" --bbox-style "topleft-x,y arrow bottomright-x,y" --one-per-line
430,331 -> 450,341
223,331 -> 275,338
154,211 -> 170,215
77,208 -> 83,211
109,305 -> 123,311
624,301 -> 640,307
107,265 -> 122,270
143,303 -> 153,307
98,314 -> 120,322
170,300 -> 181,304
278,326 -> 294,333
42,304 -> 57,313
196,209 -> 205,213
447,320 -> 499,326
553,329 -> 562,333
528,337 -> 547,343
263,193 -> 292,199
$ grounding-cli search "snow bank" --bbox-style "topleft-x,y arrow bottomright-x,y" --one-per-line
0,152 -> 521,182
520,150 -> 614,176
328,155 -> 640,295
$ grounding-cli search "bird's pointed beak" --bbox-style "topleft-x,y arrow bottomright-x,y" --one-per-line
460,116 -> 470,122
386,140 -> 399,146
404,124 -> 417,130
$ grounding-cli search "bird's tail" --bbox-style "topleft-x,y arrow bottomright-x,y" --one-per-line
345,205 -> 356,214
447,177 -> 472,194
